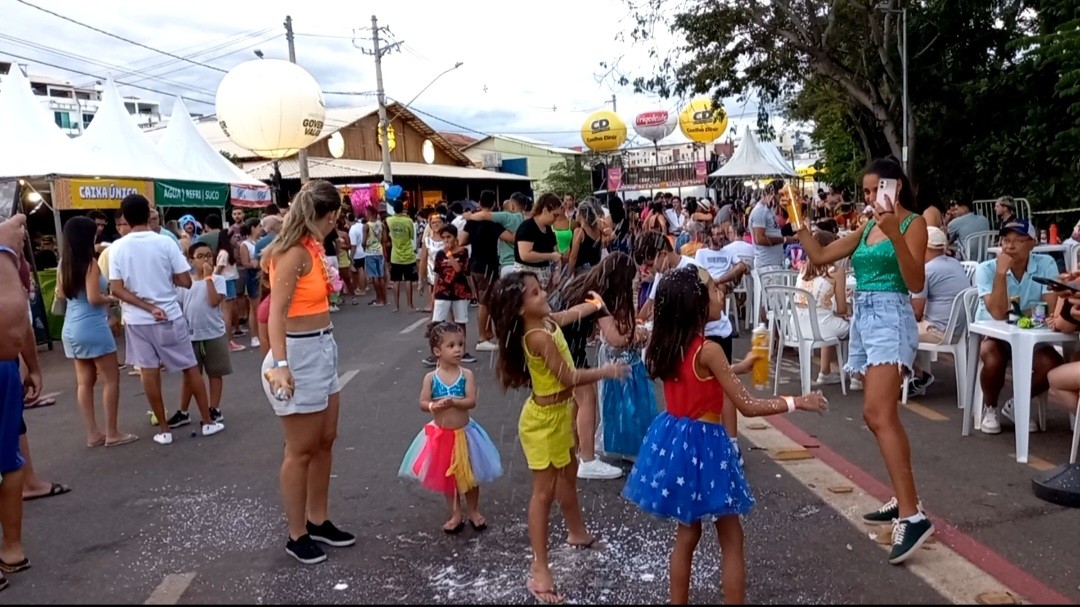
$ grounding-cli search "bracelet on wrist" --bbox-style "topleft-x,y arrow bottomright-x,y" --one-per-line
783,396 -> 796,413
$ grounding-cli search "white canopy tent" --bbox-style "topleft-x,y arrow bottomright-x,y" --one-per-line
0,67 -> 104,179
75,79 -> 183,180
709,127 -> 796,178
155,97 -> 265,187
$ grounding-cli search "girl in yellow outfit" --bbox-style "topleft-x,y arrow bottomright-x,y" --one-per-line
490,271 -> 627,605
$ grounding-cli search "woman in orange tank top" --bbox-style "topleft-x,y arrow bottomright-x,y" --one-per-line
261,180 -> 354,565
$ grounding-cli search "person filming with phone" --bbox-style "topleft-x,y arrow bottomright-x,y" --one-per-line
973,218 -> 1062,435
795,158 -> 933,565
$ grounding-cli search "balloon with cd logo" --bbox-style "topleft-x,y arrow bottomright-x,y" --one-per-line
581,110 -> 627,152
678,98 -> 728,144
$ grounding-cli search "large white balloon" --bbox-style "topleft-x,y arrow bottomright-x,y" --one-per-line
215,59 -> 326,159
633,110 -> 676,143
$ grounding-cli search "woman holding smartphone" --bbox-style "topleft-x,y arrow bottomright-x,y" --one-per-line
795,158 -> 932,565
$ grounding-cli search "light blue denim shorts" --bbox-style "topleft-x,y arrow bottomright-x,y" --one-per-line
844,291 -> 918,375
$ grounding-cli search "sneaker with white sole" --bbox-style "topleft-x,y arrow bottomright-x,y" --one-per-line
153,432 -> 173,445
202,422 -> 225,437
815,372 -> 841,386
980,406 -> 1001,434
475,340 -> 499,352
849,376 -> 864,391
286,534 -> 327,565
250,336 -> 261,349
862,496 -> 924,523
1000,398 -> 1042,432
888,516 -> 935,564
577,458 -> 623,480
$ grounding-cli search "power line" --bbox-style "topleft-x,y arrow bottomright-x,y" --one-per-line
0,49 -> 216,106
294,32 -> 355,40
15,0 -> 228,73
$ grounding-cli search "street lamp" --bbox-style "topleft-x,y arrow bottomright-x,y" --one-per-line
380,62 -> 464,182
876,3 -> 908,175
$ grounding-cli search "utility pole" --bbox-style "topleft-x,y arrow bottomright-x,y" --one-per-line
284,15 -> 310,183
361,15 -> 402,183
611,94 -> 617,113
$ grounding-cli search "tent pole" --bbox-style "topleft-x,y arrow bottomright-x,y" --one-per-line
49,179 -> 63,250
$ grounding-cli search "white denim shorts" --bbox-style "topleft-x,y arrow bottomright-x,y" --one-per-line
261,328 -> 340,416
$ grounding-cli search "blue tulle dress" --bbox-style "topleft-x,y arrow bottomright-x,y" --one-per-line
597,343 -> 658,458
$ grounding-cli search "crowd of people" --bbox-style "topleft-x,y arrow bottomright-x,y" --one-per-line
2,155 -> 1078,603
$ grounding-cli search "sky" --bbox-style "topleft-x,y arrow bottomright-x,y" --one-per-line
1,0 -> 768,149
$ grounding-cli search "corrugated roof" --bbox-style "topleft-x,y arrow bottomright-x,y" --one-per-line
466,134 -> 582,156
438,132 -> 479,149
243,157 -> 529,182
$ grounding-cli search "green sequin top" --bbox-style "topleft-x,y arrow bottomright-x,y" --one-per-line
850,214 -> 918,293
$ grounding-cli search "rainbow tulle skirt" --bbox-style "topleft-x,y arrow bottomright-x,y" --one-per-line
399,420 -> 503,495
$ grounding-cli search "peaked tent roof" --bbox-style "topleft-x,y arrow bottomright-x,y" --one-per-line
709,127 -> 796,178
156,97 -> 264,186
0,67 -> 104,179
75,79 -> 182,180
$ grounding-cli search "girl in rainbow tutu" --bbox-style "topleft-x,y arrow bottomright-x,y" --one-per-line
400,322 -> 502,533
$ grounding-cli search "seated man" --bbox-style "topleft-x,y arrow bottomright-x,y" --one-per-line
975,219 -> 1062,434
908,227 -> 970,396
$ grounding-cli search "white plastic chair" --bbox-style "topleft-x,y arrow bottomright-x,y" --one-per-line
961,231 -> 999,263
763,285 -> 848,396
733,255 -> 755,330
754,269 -> 799,353
960,261 -> 979,286
902,287 -> 977,407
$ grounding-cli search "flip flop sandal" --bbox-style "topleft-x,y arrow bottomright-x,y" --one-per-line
106,434 -> 139,447
443,520 -> 466,535
0,558 -> 30,574
568,537 -> 603,551
0,576 -> 8,591
468,517 -> 487,532
23,482 -> 71,502
25,396 -> 57,409
87,437 -> 106,448
526,580 -> 564,605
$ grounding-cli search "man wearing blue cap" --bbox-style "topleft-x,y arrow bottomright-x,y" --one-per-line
974,218 -> 1062,434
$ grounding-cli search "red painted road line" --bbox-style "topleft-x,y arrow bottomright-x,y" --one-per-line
767,414 -> 1076,605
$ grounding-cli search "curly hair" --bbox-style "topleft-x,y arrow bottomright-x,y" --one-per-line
556,252 -> 636,338
644,266 -> 709,380
426,321 -> 464,351
489,271 -> 536,390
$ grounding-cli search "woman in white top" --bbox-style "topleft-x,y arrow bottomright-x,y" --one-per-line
417,213 -> 445,312
237,218 -> 263,349
795,230 -> 850,385
214,233 -> 244,352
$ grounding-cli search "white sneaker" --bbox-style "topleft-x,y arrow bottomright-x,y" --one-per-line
980,406 -> 1001,434
250,336 -> 261,349
849,376 -> 864,391
815,372 -> 841,386
153,432 -> 173,445
1000,398 -> 1041,432
577,458 -> 623,480
475,340 -> 499,352
202,422 -> 225,437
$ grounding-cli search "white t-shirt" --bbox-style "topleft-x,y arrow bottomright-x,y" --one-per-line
724,240 -> 756,266
178,275 -> 227,341
216,250 -> 239,280
452,214 -> 471,256
695,247 -> 740,281
348,222 -> 366,261
649,256 -> 732,338
109,230 -> 190,325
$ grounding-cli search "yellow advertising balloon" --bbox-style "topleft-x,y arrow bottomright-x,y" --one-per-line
581,110 -> 627,152
678,98 -> 729,144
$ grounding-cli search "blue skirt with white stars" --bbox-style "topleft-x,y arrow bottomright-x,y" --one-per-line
623,412 -> 755,525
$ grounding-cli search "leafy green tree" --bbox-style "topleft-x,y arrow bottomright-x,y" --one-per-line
540,158 -> 594,200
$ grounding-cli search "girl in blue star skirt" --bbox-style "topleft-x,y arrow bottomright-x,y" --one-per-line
623,266 -> 828,604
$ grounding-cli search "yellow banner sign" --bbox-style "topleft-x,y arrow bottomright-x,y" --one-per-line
68,179 -> 153,209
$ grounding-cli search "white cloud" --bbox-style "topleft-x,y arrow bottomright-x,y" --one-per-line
2,0 -> 766,148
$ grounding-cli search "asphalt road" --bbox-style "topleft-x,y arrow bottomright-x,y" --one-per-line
5,301 -> 1078,604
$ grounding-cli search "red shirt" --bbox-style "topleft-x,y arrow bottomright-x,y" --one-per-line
663,336 -> 725,420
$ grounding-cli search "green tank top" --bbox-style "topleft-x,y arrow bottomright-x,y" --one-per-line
851,214 -> 918,293
553,227 -> 573,255
523,321 -> 575,396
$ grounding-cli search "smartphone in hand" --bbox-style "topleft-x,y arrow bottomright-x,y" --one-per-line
877,178 -> 897,212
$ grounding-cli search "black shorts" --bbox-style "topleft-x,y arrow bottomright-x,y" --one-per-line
390,263 -> 418,282
706,335 -> 734,363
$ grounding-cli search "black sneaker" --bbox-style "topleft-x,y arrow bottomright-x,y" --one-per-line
285,534 -> 327,564
307,520 -> 356,547
888,517 -> 935,564
167,411 -> 191,429
422,356 -> 437,367
863,497 -> 899,523
461,353 -> 478,364
210,408 -> 224,423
